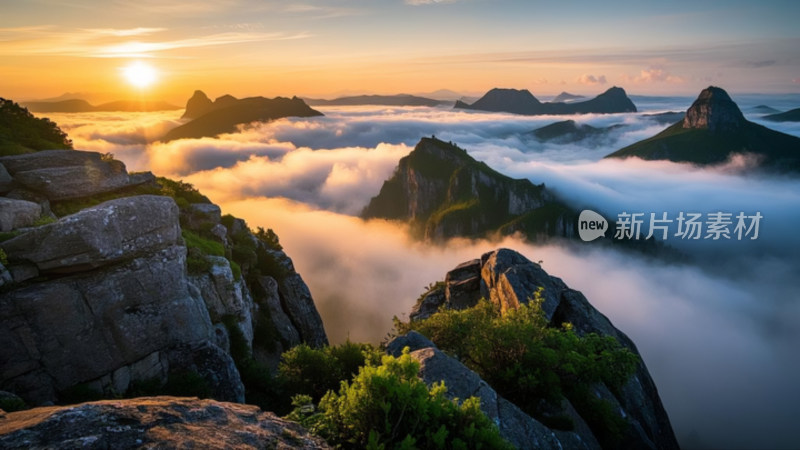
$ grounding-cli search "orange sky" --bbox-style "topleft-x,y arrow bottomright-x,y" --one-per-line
2,1 -> 799,102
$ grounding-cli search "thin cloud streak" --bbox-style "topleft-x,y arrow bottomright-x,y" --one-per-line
0,26 -> 311,58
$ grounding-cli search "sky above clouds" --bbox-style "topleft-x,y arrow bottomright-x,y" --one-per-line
1,0 -> 799,100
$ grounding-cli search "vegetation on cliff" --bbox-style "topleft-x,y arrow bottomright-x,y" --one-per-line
396,294 -> 638,447
0,98 -> 72,156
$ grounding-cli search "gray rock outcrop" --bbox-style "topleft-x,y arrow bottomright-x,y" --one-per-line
0,198 -> 40,232
0,397 -> 330,449
402,248 -> 679,450
1,195 -> 180,275
682,86 -> 746,132
0,150 -> 153,201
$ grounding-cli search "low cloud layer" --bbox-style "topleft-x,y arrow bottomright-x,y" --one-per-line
221,197 -> 799,450
49,99 -> 800,449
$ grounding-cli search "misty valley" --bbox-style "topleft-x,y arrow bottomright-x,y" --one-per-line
2,85 -> 800,450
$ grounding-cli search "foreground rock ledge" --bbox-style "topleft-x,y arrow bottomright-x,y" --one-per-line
0,396 -> 330,449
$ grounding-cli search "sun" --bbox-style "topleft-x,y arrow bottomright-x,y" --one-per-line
121,61 -> 158,89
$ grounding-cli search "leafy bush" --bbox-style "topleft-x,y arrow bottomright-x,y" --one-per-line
0,394 -> 28,412
0,248 -> 7,266
279,342 -> 381,403
289,350 -> 512,450
156,177 -> 210,206
396,293 -> 638,446
255,226 -> 283,251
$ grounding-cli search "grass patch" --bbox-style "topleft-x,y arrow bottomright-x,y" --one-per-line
182,229 -> 225,257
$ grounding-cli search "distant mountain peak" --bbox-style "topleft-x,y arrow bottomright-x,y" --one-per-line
551,91 -> 585,103
456,86 -> 635,115
181,90 -> 214,119
682,86 -> 746,132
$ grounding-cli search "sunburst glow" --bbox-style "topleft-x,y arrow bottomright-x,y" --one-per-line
121,61 -> 158,89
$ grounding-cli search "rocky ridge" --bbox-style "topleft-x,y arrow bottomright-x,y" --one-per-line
391,248 -> 679,450
164,90 -> 323,141
0,396 -> 330,449
0,149 -> 327,406
455,86 -> 637,115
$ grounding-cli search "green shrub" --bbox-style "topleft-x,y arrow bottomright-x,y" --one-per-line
278,341 -> 381,404
0,248 -> 7,266
156,177 -> 210,206
182,229 -> 225,257
255,226 -> 283,251
289,350 -> 513,450
221,213 -> 236,229
0,395 -> 28,412
396,293 -> 638,446
221,316 -> 288,413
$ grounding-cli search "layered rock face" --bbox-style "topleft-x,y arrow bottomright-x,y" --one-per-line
0,150 -> 154,202
682,86 -> 746,132
399,249 -> 679,450
0,150 -> 327,406
0,397 -> 330,449
363,137 -> 574,241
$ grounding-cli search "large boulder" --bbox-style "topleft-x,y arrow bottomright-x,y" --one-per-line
0,150 -> 153,201
1,195 -> 180,274
0,198 -> 40,232
0,245 -> 216,404
0,397 -> 330,449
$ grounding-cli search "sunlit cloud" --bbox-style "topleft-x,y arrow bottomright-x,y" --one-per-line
624,66 -> 685,84
577,74 -> 607,85
81,27 -> 165,37
0,26 -> 311,58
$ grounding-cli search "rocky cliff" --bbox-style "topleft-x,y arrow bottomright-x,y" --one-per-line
391,249 -> 679,449
455,86 -> 636,115
606,86 -> 800,172
0,149 -> 327,407
362,137 -> 576,241
0,396 -> 329,449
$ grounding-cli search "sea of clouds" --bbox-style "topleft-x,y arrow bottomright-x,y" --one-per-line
47,94 -> 800,449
